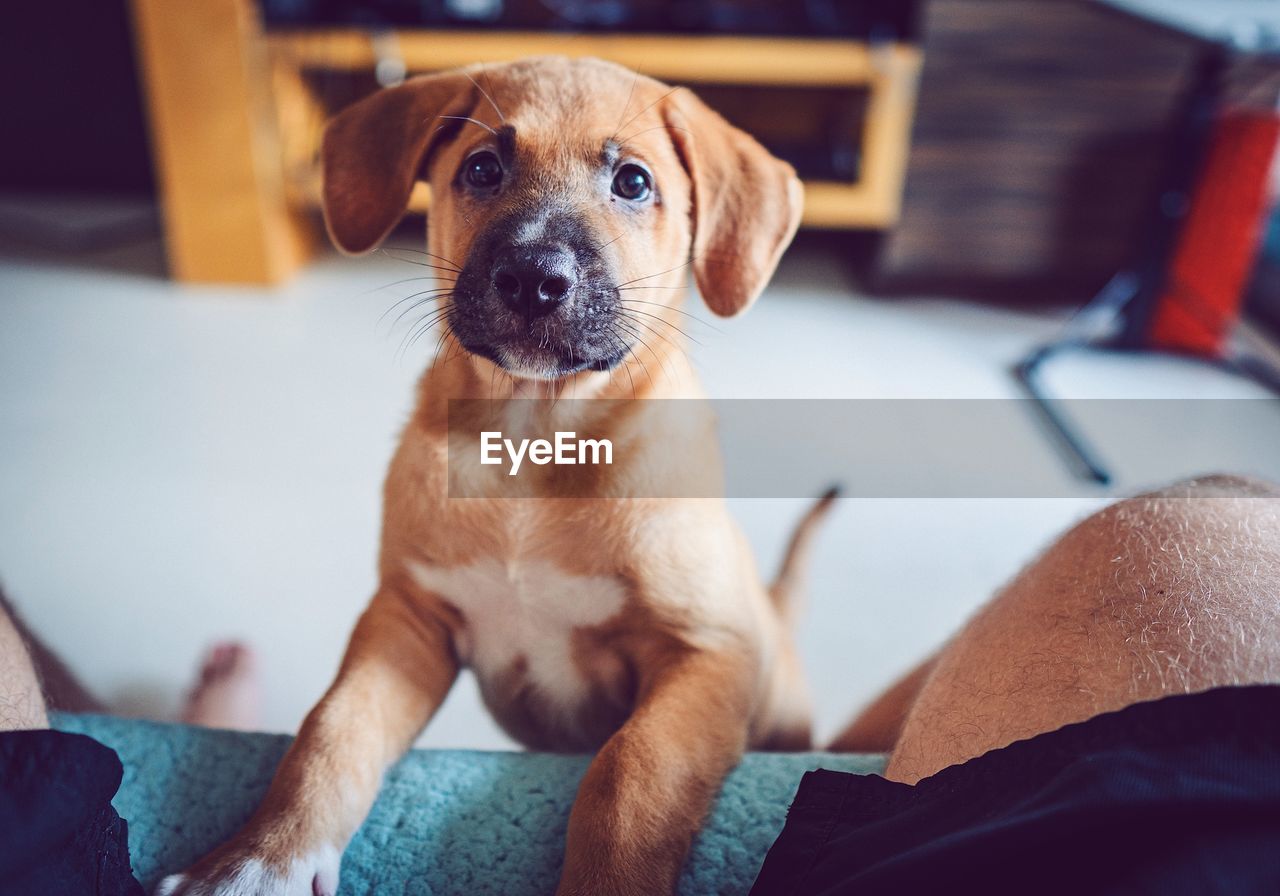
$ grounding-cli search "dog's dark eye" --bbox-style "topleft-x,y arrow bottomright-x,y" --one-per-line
464,152 -> 503,189
611,164 -> 652,201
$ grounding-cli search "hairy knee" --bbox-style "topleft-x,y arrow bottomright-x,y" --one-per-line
1046,475 -> 1280,679
887,475 -> 1280,782
1145,473 -> 1280,500
1069,475 -> 1280,582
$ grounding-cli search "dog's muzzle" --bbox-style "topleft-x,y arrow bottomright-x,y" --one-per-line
490,244 -> 578,321
447,224 -> 631,379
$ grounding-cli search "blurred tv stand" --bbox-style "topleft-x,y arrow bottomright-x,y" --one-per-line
129,0 -> 922,284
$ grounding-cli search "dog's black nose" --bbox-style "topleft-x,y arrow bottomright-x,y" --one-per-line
491,245 -> 577,318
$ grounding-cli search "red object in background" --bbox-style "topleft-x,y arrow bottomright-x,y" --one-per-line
1150,109 -> 1280,356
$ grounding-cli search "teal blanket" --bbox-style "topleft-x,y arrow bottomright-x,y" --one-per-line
53,714 -> 885,895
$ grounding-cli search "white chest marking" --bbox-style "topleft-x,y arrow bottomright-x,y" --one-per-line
407,558 -> 626,710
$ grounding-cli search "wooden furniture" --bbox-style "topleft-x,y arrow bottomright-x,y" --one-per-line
129,0 -> 922,284
872,0 -> 1205,299
130,0 -> 318,283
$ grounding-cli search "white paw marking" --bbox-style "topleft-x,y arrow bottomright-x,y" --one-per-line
154,845 -> 340,896
408,557 -> 626,711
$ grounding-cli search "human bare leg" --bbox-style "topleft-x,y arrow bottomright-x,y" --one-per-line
0,591 -> 47,731
879,475 -> 1280,783
0,588 -> 260,730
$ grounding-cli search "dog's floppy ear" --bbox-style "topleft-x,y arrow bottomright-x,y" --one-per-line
322,73 -> 475,254
663,89 -> 803,317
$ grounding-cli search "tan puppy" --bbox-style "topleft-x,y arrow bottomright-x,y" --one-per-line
160,56 -> 825,896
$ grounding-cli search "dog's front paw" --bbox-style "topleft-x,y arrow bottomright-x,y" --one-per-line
154,841 -> 341,896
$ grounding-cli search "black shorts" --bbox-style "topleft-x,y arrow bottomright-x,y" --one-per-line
0,729 -> 143,896
751,685 -> 1280,896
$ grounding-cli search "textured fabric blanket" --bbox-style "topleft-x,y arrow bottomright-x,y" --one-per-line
52,713 -> 885,895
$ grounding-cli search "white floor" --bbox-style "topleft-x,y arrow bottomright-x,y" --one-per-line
2,231 -> 1276,749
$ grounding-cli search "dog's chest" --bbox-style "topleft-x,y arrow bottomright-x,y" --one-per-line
407,556 -> 627,716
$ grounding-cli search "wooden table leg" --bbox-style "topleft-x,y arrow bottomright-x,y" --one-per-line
130,0 -> 317,284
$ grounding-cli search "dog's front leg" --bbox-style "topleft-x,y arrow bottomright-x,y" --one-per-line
157,586 -> 458,896
557,646 -> 757,896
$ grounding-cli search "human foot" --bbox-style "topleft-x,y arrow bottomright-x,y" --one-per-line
180,642 -> 261,731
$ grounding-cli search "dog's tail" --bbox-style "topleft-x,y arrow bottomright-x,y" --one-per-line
769,485 -> 840,625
